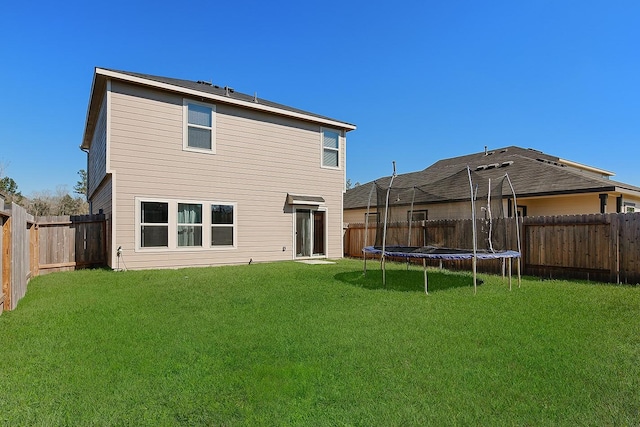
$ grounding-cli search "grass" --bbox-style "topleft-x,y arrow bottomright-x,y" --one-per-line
0,259 -> 639,426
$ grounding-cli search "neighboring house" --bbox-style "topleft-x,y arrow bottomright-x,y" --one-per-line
344,146 -> 640,223
81,68 -> 356,270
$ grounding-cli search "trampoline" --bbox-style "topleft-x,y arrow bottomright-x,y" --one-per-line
362,163 -> 522,294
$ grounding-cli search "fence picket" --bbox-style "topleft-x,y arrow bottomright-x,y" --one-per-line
0,208 -> 107,312
345,213 -> 640,284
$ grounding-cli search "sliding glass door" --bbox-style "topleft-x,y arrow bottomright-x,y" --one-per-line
295,209 -> 325,258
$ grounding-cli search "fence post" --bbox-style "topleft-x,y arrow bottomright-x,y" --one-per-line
30,222 -> 39,278
610,213 -> 620,284
2,216 -> 11,312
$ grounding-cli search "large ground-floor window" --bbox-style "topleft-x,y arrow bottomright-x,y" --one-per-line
136,198 -> 236,251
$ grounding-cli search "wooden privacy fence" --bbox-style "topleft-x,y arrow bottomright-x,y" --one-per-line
1,201 -> 35,312
344,213 -> 640,284
1,199 -> 106,313
37,215 -> 107,275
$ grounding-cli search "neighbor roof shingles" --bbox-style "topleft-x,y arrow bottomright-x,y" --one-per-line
344,146 -> 640,209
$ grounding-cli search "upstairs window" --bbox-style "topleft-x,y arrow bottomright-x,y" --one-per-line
184,100 -> 215,153
322,129 -> 340,168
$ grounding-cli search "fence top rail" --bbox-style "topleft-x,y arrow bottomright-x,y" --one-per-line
522,213 -> 611,225
347,212 -> 639,229
36,214 -> 106,225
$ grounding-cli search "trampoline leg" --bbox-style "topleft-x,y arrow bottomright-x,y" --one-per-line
382,256 -> 387,288
363,251 -> 367,276
473,257 -> 477,295
423,258 -> 428,295
517,258 -> 522,288
508,258 -> 512,291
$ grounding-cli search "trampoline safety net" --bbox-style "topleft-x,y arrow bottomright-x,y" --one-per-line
371,168 -> 513,253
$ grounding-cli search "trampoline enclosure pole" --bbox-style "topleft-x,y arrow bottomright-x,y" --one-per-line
381,161 -> 398,287
407,186 -> 416,270
423,258 -> 428,294
467,166 -> 478,294
505,173 -> 522,288
363,181 -> 376,276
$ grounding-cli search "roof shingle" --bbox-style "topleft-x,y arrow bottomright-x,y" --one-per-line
345,146 -> 640,209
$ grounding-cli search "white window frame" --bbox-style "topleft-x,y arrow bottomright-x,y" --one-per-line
624,202 -> 637,213
210,202 -> 238,249
135,197 -> 236,252
177,202 -> 204,248
183,99 -> 216,154
139,199 -> 170,248
292,206 -> 328,259
321,128 -> 341,169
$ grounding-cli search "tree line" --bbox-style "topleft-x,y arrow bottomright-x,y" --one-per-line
0,168 -> 89,216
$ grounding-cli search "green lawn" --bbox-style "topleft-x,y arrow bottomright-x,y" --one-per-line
0,259 -> 638,426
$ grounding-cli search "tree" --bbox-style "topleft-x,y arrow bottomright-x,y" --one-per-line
29,196 -> 53,216
0,176 -> 23,204
74,169 -> 87,197
346,179 -> 361,190
57,194 -> 83,215
26,186 -> 89,216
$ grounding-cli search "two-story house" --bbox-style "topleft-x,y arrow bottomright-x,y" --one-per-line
81,68 -> 356,270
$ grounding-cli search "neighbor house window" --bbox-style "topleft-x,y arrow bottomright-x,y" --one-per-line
365,212 -> 378,224
322,129 -> 340,168
211,204 -> 235,246
141,201 -> 169,247
408,210 -> 428,221
178,203 -> 203,247
184,100 -> 215,152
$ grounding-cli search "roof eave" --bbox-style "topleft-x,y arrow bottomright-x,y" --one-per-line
344,186 -> 631,210
93,68 -> 357,132
80,68 -> 109,150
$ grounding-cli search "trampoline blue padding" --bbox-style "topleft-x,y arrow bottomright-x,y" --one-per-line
363,246 -> 521,260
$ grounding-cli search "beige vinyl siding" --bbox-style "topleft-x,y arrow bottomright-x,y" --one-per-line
87,94 -> 107,197
344,200 -> 472,224
89,177 -> 113,267
521,193 -> 626,216
345,192 -> 640,225
90,177 -> 112,216
109,81 -> 345,269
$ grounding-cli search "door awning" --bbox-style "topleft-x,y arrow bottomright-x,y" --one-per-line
286,194 -> 325,205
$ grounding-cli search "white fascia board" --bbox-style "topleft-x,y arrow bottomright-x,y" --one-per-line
80,71 -> 101,150
615,186 -> 640,198
95,68 -> 357,131
559,158 -> 614,177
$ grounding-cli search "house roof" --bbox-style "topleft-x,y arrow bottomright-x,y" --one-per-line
81,68 -> 356,150
345,146 -> 640,209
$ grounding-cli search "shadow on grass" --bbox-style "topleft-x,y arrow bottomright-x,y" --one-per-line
335,264 -> 476,293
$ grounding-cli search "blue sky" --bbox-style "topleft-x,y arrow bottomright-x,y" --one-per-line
1,0 -> 639,195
